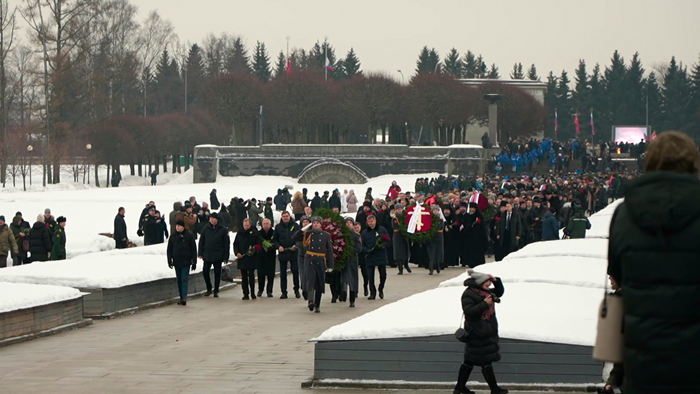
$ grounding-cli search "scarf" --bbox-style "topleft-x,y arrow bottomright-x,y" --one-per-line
473,287 -> 496,320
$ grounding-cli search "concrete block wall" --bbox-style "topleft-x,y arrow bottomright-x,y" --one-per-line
0,298 -> 85,341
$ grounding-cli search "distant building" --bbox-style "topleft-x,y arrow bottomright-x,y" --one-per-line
458,79 -> 548,145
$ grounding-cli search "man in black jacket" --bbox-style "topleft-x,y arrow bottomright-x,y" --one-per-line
167,220 -> 197,305
113,207 -> 128,249
496,202 -> 521,260
273,211 -> 300,299
198,212 -> 230,297
143,207 -> 161,246
361,214 -> 390,300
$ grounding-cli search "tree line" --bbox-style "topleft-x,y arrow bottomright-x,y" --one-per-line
0,0 -> 698,186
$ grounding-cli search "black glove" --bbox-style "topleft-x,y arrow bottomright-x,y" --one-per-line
191,263 -> 196,271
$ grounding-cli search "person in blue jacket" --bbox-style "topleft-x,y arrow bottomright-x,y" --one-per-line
542,208 -> 560,241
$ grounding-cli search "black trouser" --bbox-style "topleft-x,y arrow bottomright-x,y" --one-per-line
279,258 -> 299,294
258,255 -> 276,295
115,239 -> 128,249
329,271 -> 342,300
240,268 -> 255,296
368,265 -> 386,296
203,261 -> 222,293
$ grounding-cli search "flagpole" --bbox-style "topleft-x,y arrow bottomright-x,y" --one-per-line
324,43 -> 328,82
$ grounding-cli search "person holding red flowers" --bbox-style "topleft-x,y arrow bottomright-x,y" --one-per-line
234,218 -> 262,300
361,213 -> 391,300
386,180 -> 401,200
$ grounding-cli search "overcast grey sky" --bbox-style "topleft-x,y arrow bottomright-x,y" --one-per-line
17,0 -> 700,78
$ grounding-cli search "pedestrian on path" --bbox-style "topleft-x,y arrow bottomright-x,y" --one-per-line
167,220 -> 197,305
51,217 -> 67,260
198,212 -> 230,297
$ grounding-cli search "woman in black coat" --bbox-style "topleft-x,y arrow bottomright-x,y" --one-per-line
443,207 -> 459,267
455,270 -> 507,394
233,219 -> 261,300
257,219 -> 276,298
607,132 -> 700,394
29,218 -> 51,262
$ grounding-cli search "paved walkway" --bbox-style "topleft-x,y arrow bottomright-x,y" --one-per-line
0,266 -> 470,394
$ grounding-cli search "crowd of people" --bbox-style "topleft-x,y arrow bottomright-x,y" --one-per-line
0,209 -> 66,268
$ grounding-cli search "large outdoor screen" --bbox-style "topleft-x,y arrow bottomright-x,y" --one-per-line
613,126 -> 649,144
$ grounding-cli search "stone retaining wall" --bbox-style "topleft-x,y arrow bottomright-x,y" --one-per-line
0,297 -> 90,345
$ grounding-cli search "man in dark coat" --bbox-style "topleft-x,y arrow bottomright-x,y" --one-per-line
355,201 -> 373,231
565,204 -> 591,239
456,270 -> 507,394
496,202 -> 521,260
209,189 -> 220,210
329,190 -> 342,211
459,203 -> 487,268
233,198 -> 248,232
361,214 -> 390,300
143,207 -> 161,246
257,218 -> 276,298
310,192 -> 321,211
541,209 -> 560,241
273,211 -> 300,299
392,205 -> 411,274
114,207 -> 128,249
198,212 -> 230,297
292,216 -> 334,313
233,218 -> 261,300
528,198 -> 545,242
167,220 -> 197,305
51,217 -> 67,260
274,189 -> 287,211
607,131 -> 700,394
29,215 -> 51,262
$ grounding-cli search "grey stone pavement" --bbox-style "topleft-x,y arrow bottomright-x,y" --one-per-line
0,265 -> 577,394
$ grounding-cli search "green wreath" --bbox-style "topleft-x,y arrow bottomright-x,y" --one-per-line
398,203 -> 440,244
313,209 -> 355,272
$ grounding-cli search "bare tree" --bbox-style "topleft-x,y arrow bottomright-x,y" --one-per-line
136,10 -> 175,117
11,45 -> 39,127
0,0 -> 17,187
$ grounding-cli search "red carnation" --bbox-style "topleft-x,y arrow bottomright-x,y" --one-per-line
254,244 -> 263,252
476,218 -> 481,224
382,234 -> 391,242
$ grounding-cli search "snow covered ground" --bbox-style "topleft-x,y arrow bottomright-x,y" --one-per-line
0,169 -> 437,290
313,283 -> 601,346
0,282 -> 83,313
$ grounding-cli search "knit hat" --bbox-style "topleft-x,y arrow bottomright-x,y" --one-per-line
209,212 -> 219,220
44,208 -> 51,214
176,220 -> 185,227
468,269 -> 494,286
37,214 -> 45,223
0,215 -> 4,222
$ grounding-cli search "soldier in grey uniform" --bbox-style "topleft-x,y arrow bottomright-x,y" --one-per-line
293,216 -> 334,313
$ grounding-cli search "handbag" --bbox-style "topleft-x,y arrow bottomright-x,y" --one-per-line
21,239 -> 30,253
455,313 -> 470,343
593,277 -> 624,363
221,264 -> 236,283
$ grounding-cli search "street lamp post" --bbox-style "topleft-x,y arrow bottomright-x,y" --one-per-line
27,145 -> 33,186
86,144 -> 92,184
397,70 -> 405,85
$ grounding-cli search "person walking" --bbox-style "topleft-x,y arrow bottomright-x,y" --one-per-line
234,219 -> 261,300
167,220 -> 197,305
0,215 -> 18,268
496,202 -> 521,260
361,213 -> 390,300
51,217 -> 67,260
169,202 -> 182,235
273,212 -> 300,299
341,218 -> 362,307
293,216 -> 334,313
29,215 -> 51,262
114,207 -> 128,249
565,203 -> 591,239
454,270 -> 508,394
607,131 -> 700,394
198,212 -> 230,297
426,205 -> 444,275
209,189 -> 220,210
257,219 -> 276,297
392,205 -> 412,275
541,208 -> 560,241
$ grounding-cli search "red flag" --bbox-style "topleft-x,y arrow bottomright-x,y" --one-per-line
651,131 -> 657,141
285,59 -> 291,75
574,113 -> 580,135
554,109 -> 558,137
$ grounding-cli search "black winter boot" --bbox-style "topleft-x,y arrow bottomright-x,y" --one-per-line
349,291 -> 356,307
482,365 -> 508,394
453,363 -> 475,394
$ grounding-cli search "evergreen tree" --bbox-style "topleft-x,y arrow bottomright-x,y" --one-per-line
602,50 -> 627,127
486,63 -> 500,79
544,72 -> 559,138
661,57 -> 694,133
588,64 -> 608,138
644,71 -> 663,131
185,43 -> 206,109
689,56 -> 700,134
344,48 -> 362,78
476,55 -> 487,78
572,60 -> 589,113
443,48 -> 463,78
623,52 -> 646,125
556,70 -> 573,138
154,50 -> 180,114
428,48 -> 440,73
274,51 -> 287,79
225,37 -> 251,74
415,46 -> 439,75
462,50 -> 478,78
527,64 -> 539,81
509,62 -> 524,79
251,41 -> 272,83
